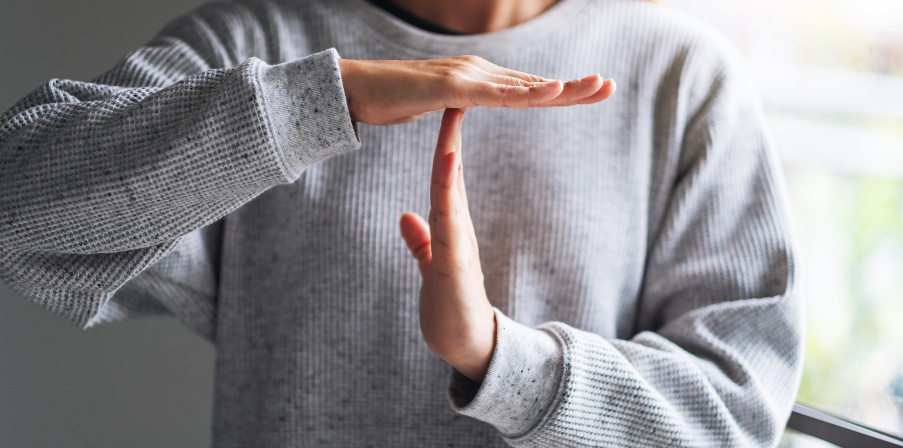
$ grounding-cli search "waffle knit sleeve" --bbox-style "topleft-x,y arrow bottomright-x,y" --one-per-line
0,3 -> 359,330
449,42 -> 804,447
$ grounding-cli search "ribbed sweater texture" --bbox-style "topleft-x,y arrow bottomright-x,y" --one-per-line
0,0 -> 803,446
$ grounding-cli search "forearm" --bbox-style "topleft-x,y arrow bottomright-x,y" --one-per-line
0,50 -> 357,255
449,293 -> 802,448
0,1 -> 363,327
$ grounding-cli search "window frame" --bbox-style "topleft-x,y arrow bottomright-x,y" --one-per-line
787,403 -> 903,447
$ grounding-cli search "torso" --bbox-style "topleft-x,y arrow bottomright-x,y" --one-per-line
212,0 -> 702,445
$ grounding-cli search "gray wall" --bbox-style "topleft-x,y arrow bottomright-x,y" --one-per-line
0,1 -> 214,447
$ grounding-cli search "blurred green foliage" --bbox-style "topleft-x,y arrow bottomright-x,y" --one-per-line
787,165 -> 903,434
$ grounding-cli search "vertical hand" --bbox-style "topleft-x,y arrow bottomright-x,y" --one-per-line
399,108 -> 496,383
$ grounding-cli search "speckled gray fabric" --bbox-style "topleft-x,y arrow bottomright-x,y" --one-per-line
0,0 -> 803,447
450,309 -> 565,436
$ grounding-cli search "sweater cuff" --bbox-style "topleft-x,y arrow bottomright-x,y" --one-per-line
448,308 -> 565,437
256,48 -> 360,181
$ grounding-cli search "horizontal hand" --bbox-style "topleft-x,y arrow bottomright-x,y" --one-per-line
340,56 -> 616,125
399,108 -> 496,382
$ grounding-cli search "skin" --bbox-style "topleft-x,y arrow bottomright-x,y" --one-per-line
389,0 -> 560,34
340,1 -> 618,382
338,57 -> 616,126
400,109 -> 492,383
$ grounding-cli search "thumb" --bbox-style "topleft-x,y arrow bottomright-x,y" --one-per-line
399,212 -> 432,276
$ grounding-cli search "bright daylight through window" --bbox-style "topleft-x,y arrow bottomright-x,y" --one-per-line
662,0 -> 903,445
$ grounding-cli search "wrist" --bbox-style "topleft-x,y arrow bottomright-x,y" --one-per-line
448,309 -> 565,437
337,58 -> 362,123
446,309 -> 497,383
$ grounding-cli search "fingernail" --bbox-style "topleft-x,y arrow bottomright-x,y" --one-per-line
580,74 -> 600,82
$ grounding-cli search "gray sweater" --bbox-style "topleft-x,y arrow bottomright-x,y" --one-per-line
0,0 -> 803,446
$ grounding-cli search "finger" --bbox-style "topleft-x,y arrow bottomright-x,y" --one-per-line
454,144 -> 480,250
534,74 -> 603,107
461,79 -> 563,108
465,56 -> 612,106
429,108 -> 463,213
429,109 -> 466,258
482,72 -> 542,88
399,212 -> 432,276
432,108 -> 464,162
577,78 -> 617,104
544,74 -> 605,106
469,57 -> 550,83
540,77 -> 617,107
429,150 -> 465,266
429,109 -> 463,217
445,112 -> 477,248
455,143 -> 469,217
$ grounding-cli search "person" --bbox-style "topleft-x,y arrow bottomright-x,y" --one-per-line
0,0 -> 803,446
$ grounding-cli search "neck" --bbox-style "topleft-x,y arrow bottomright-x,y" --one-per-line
386,0 -> 560,34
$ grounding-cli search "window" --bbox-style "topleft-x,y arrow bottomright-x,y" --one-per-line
661,0 -> 903,445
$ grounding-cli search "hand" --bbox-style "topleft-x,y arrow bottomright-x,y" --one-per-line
399,108 -> 495,382
339,56 -> 616,125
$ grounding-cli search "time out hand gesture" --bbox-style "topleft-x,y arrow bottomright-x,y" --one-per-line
398,108 -> 495,383
340,56 -> 616,125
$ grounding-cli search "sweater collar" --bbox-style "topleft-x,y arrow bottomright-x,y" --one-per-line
335,0 -> 592,57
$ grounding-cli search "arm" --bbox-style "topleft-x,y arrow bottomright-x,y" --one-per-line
0,3 -> 358,328
400,53 -> 802,446
0,1 -> 614,330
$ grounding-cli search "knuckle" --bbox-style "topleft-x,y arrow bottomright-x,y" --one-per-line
454,55 -> 482,64
510,77 -> 531,87
440,68 -> 464,87
434,236 -> 452,249
491,84 -> 528,107
435,204 -> 459,218
411,241 -> 431,260
495,83 -> 513,96
447,251 -> 475,273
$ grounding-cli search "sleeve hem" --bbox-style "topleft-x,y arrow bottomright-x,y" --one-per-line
254,48 -> 360,182
448,308 -> 567,438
